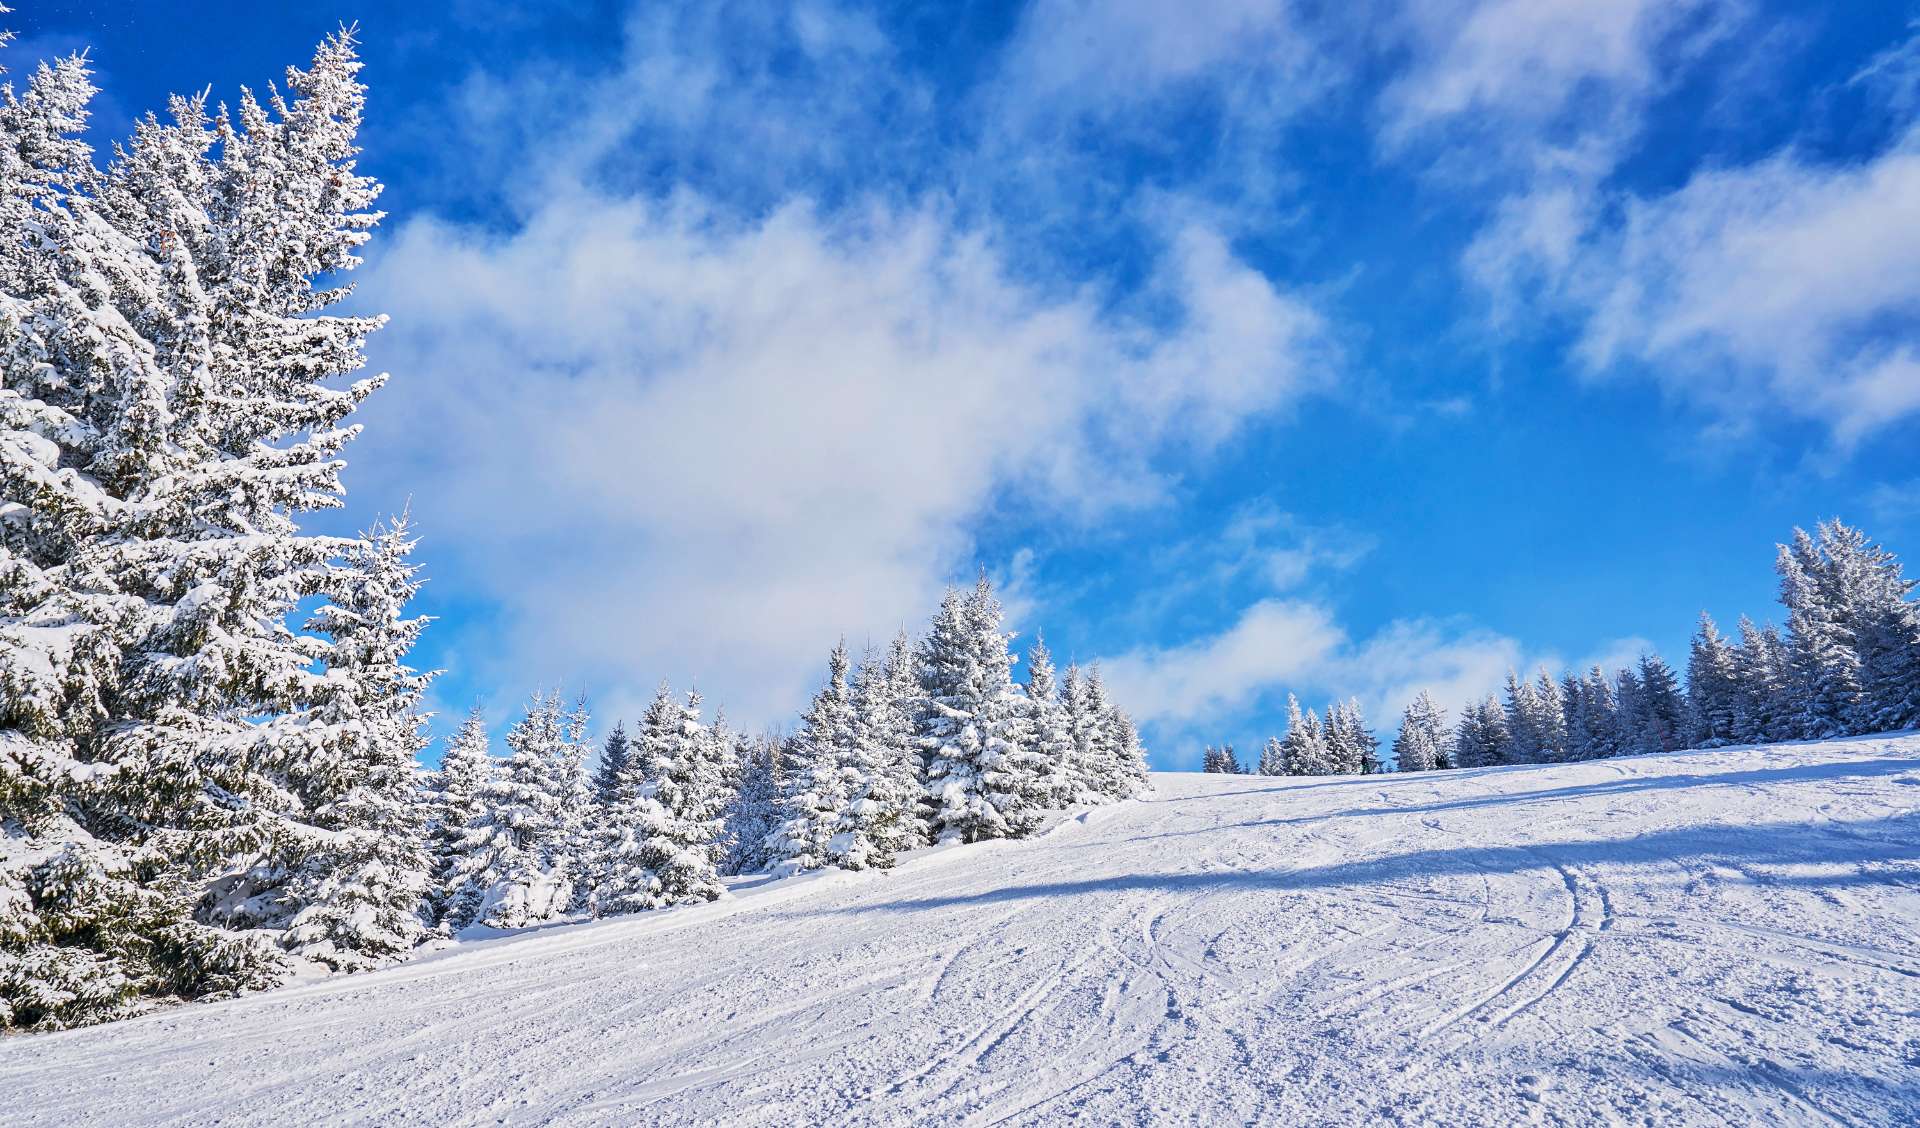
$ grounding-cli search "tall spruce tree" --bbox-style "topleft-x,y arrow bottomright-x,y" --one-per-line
769,646 -> 859,872
592,722 -> 632,809
429,708 -> 495,933
720,733 -> 782,876
1687,613 -> 1741,748
1392,692 -> 1448,772
1453,695 -> 1511,769
0,30 -> 421,1027
278,515 -> 436,970
917,578 -> 1047,841
590,686 -> 728,914
1024,635 -> 1078,805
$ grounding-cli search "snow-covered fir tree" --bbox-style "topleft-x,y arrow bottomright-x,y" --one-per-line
1563,667 -> 1620,761
1622,654 -> 1686,755
1730,617 -> 1790,744
720,733 -> 782,876
845,646 -> 922,868
589,685 -> 729,915
429,708 -> 495,933
916,579 -> 1049,842
769,645 -> 860,872
1105,698 -> 1151,796
1777,528 -> 1865,739
0,30 -> 423,1026
461,693 -> 591,928
592,722 -> 632,809
1060,661 -> 1107,801
1258,736 -> 1287,776
881,629 -> 931,846
1687,613 -> 1741,748
1392,692 -> 1448,772
1024,635 -> 1080,804
1278,695 -> 1337,775
1453,695 -> 1510,768
277,515 -> 437,971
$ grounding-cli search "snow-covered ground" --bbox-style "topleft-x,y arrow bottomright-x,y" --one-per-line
6,735 -> 1919,1126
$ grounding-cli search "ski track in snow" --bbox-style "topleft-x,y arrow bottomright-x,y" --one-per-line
6,736 -> 1920,1126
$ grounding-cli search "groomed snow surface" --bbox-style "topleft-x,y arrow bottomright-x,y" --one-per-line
7,735 -> 1920,1126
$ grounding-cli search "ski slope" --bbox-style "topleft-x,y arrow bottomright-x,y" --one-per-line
6,736 -> 1919,1126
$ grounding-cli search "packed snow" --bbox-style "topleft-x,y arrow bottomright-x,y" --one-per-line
4,733 -> 1917,1125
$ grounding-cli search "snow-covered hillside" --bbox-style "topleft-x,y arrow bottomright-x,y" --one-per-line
6,735 -> 1919,1126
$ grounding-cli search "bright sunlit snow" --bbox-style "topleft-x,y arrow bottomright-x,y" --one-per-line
8,735 -> 1917,1125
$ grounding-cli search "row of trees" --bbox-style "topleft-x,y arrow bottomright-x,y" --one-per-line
421,574 -> 1150,936
1203,519 -> 1919,776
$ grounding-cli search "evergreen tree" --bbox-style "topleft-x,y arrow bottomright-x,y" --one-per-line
278,515 -> 436,970
1024,635 -> 1078,804
429,708 -> 495,933
1565,667 -> 1620,760
1730,617 -> 1790,744
0,31 -> 412,1026
1392,692 -> 1448,772
839,647 -> 918,869
881,630 -> 931,845
1687,613 -> 1741,748
592,722 -> 632,809
1452,695 -> 1511,769
1108,706 -> 1150,795
590,685 -> 728,915
1258,736 -> 1287,776
1279,695 -> 1336,775
1060,661 -> 1108,801
917,578 -> 1048,841
720,734 -> 782,876
464,693 -> 588,928
1778,529 -> 1865,738
769,646 -> 858,872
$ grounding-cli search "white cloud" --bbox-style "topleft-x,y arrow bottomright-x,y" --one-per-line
355,189 -> 1332,727
1568,130 -> 1920,446
1097,600 -> 1345,725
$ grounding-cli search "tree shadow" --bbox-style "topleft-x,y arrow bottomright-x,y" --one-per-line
854,808 -> 1920,915
1122,757 -> 1920,844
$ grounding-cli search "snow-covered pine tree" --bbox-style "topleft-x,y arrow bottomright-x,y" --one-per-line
1279,695 -> 1334,775
918,578 -> 1049,841
881,629 -> 931,846
1392,692 -> 1447,772
1687,613 -> 1740,748
1566,663 -> 1612,763
1532,671 -> 1568,762
1060,661 -> 1109,801
1452,695 -> 1510,768
720,733 -> 782,876
429,707 -> 495,932
1778,528 -> 1865,739
838,647 -> 918,870
1346,701 -> 1383,774
1258,736 -> 1287,775
1106,699 -> 1151,796
1500,671 -> 1541,763
769,646 -> 858,872
1024,634 -> 1079,805
592,722 -> 632,809
463,692 -> 588,928
0,29 -> 417,1026
1201,745 -> 1223,773
1730,617 -> 1789,744
278,514 -> 436,971
1802,521 -> 1920,734
1636,654 -> 1687,754
590,685 -> 728,914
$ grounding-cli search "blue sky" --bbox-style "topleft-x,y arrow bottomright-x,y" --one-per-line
18,1 -> 1920,768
